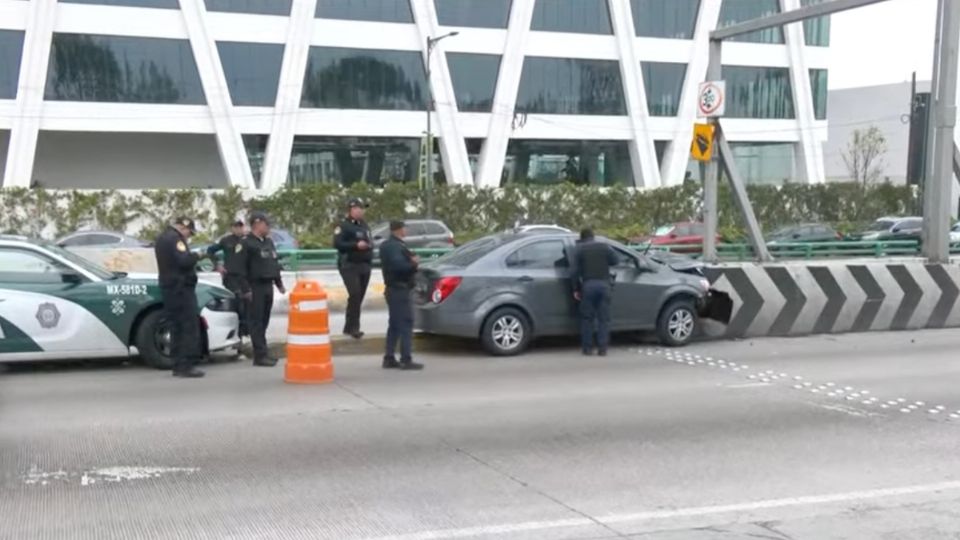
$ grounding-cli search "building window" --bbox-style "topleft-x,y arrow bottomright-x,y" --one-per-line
217,42 -> 284,107
0,31 -> 24,100
301,47 -> 426,110
516,57 -> 626,115
45,34 -> 206,105
502,140 -> 634,186
205,0 -> 292,16
726,142 -> 796,185
718,0 -> 783,44
435,0 -> 511,28
810,68 -> 827,120
722,66 -> 794,119
531,0 -> 612,35
316,0 -> 413,23
59,0 -> 178,8
800,0 -> 830,46
243,135 -> 268,188
447,53 -> 500,112
631,0 -> 700,39
288,136 -> 419,186
642,62 -> 686,117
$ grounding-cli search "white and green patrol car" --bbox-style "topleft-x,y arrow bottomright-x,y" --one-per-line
0,235 -> 240,368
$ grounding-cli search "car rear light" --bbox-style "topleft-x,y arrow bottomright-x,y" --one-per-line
447,234 -> 455,244
432,276 -> 462,304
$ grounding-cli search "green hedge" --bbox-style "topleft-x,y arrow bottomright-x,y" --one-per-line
0,182 -> 918,248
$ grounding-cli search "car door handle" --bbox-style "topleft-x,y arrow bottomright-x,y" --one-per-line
517,276 -> 534,282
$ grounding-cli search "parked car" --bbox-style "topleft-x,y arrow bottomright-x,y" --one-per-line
0,235 -> 239,368
414,232 -> 729,356
951,222 -> 960,245
371,219 -> 455,250
56,231 -> 151,248
853,217 -> 923,243
633,222 -> 721,253
512,224 -> 573,235
767,223 -> 842,246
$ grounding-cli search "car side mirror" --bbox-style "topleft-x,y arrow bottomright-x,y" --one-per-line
61,272 -> 83,285
891,227 -> 901,233
791,233 -> 801,239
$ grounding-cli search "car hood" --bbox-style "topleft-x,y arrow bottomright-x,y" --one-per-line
119,272 -> 232,295
647,252 -> 704,274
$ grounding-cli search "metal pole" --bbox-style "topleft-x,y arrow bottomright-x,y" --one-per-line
923,0 -> 960,262
425,38 -> 434,219
922,0 -> 944,247
703,39 -> 722,263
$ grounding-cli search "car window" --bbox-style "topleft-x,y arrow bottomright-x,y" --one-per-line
435,236 -> 504,267
689,223 -> 705,236
653,225 -> 674,236
611,247 -> 637,268
425,223 -> 447,235
506,240 -> 567,269
867,220 -> 895,231
407,223 -> 427,236
903,219 -> 923,229
673,224 -> 690,236
0,248 -> 75,284
83,233 -> 120,246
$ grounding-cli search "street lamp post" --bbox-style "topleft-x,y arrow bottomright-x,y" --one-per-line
425,31 -> 458,219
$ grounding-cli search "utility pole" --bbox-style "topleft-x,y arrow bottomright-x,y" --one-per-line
424,31 -> 458,219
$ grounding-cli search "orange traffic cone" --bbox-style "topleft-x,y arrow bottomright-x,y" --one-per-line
284,280 -> 334,384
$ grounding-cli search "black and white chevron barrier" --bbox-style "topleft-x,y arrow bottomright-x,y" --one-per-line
703,261 -> 960,339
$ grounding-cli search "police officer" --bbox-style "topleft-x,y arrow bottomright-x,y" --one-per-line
573,228 -> 618,356
238,213 -> 286,367
207,220 -> 248,338
155,217 -> 209,378
379,221 -> 423,370
334,197 -> 373,339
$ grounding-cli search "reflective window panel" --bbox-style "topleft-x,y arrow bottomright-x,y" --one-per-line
288,136 -> 419,186
531,0 -> 612,35
726,142 -> 797,185
301,47 -> 427,110
642,62 -> 686,117
722,66 -> 794,119
45,34 -> 206,105
217,42 -> 284,107
205,0 -> 292,15
243,134 -> 268,188
434,0 -> 511,28
516,57 -> 626,115
316,0 -> 413,23
800,0 -> 830,46
631,0 -> 700,39
810,69 -> 828,120
718,0 -> 783,44
502,140 -> 634,186
59,0 -> 178,8
447,53 -> 500,112
0,31 -> 24,100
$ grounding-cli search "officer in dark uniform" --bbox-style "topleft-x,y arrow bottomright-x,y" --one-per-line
155,217 -> 209,378
379,221 -> 423,370
207,220 -> 248,338
334,197 -> 373,339
573,228 -> 618,356
237,213 -> 286,367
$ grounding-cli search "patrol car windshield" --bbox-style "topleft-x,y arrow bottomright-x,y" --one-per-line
45,244 -> 117,280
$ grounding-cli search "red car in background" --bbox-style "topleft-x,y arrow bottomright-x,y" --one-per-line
634,222 -> 721,254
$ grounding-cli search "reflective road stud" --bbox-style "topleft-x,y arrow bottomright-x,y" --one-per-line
284,281 -> 334,384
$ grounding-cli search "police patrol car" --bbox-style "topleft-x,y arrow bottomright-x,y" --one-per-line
0,235 -> 240,368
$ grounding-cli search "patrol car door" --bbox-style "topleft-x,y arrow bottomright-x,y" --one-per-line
608,246 -> 660,330
503,239 -> 575,335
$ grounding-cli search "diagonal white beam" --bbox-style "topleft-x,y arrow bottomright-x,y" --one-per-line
661,0 -> 723,187
475,0 -> 536,188
3,0 -> 56,188
178,0 -> 255,190
261,0 -> 318,194
609,0 -> 662,188
781,0 -> 825,183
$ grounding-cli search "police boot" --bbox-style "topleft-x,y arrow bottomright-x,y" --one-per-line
173,367 -> 206,378
382,356 -> 401,369
399,360 -> 424,371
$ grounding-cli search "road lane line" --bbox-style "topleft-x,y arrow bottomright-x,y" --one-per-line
364,481 -> 960,540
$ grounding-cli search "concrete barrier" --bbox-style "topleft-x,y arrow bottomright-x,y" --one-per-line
704,259 -> 960,339
197,271 -> 386,312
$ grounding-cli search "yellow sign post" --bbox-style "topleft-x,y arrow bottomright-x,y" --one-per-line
690,123 -> 715,162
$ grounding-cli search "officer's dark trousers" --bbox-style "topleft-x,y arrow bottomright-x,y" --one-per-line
385,286 -> 414,362
161,284 -> 201,372
249,281 -> 274,361
222,273 -> 248,337
580,279 -> 612,353
339,261 -> 371,334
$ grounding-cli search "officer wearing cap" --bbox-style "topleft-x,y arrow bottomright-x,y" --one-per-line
237,212 -> 286,367
207,220 -> 248,338
379,220 -> 423,370
334,197 -> 373,339
155,216 -> 209,378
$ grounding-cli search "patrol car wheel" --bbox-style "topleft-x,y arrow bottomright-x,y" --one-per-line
656,299 -> 697,347
135,310 -> 174,370
481,307 -> 532,356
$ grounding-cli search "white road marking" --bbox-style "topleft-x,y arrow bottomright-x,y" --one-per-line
365,481 -> 960,540
23,466 -> 198,486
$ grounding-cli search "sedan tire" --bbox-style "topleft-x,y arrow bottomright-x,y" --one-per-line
135,310 -> 174,370
481,307 -> 532,356
656,299 -> 697,347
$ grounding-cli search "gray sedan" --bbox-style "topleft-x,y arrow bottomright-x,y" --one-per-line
415,232 -> 727,356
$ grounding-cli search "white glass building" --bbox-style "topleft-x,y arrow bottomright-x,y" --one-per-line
0,0 -> 830,192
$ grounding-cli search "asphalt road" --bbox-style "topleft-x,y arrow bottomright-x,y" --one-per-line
4,330 -> 960,539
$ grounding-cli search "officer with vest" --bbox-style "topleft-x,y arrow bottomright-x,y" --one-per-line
238,213 -> 286,367
207,220 -> 248,338
573,228 -> 618,356
379,220 -> 423,370
155,216 -> 210,378
334,197 -> 373,339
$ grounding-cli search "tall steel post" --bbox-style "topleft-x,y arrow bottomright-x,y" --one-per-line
703,39 -> 722,263
425,37 -> 435,219
922,0 -> 944,249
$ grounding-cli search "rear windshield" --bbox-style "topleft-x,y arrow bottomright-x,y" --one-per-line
434,236 -> 504,267
867,220 -> 895,231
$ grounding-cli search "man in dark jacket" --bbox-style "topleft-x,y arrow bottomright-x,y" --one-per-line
379,221 -> 422,370
237,213 -> 286,367
573,228 -> 618,356
334,198 -> 373,339
155,217 -> 209,378
207,220 -> 248,337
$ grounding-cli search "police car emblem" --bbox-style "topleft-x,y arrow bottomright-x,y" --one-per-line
176,241 -> 187,252
111,299 -> 126,316
36,303 -> 61,329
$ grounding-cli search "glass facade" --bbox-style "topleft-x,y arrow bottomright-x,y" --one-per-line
516,57 -> 626,115
631,0 -> 700,39
723,66 -> 794,119
435,0 -> 512,28
0,31 -> 24,100
531,0 -> 612,35
45,34 -> 206,105
447,53 -> 500,112
810,69 -> 827,120
205,0 -> 292,16
59,0 -> 178,8
718,0 -> 783,44
727,142 -> 796,185
242,135 -> 268,188
288,136 -> 419,186
642,62 -> 686,117
217,42 -> 284,107
301,47 -> 427,110
316,0 -> 413,23
502,140 -> 634,186
800,0 -> 830,46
